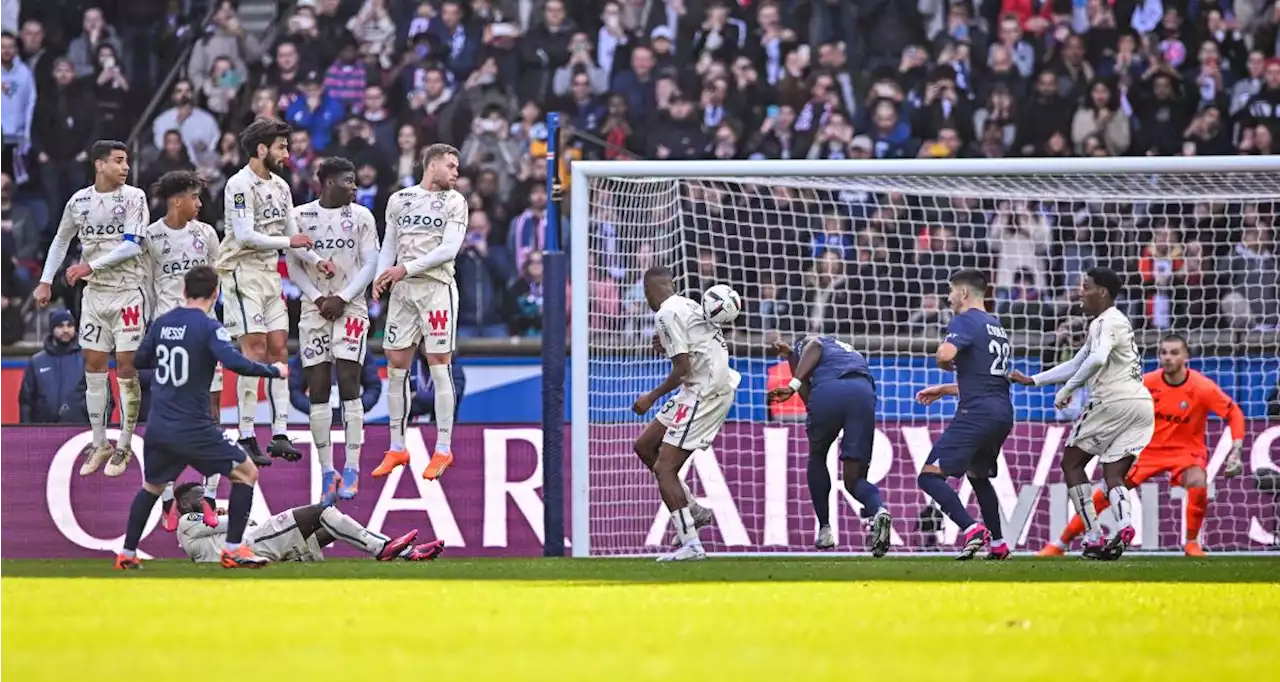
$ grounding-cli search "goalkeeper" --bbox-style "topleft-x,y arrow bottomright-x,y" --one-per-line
1037,334 -> 1245,557
768,336 -> 892,556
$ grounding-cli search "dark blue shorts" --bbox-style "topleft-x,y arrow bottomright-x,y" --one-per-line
806,375 -> 877,464
926,407 -> 1013,478
143,427 -> 246,485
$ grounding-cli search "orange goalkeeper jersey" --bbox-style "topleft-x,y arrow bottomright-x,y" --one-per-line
1143,369 -> 1246,460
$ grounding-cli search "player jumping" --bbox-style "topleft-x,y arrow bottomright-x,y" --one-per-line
371,143 -> 466,481
287,157 -> 379,505
1011,267 -> 1154,560
915,270 -> 1015,560
631,267 -> 740,562
172,482 -> 443,563
1036,333 -> 1245,557
140,171 -> 226,530
34,140 -> 149,478
768,336 -> 891,554
218,117 -> 332,467
114,266 -> 285,569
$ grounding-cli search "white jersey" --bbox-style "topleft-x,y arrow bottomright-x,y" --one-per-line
290,201 -> 379,314
217,166 -> 295,273
144,218 -> 221,316
177,514 -> 229,562
1084,307 -> 1151,403
655,295 -> 740,398
49,184 -> 150,288
383,185 -> 467,284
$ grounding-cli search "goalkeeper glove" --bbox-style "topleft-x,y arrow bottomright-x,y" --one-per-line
1223,440 -> 1244,478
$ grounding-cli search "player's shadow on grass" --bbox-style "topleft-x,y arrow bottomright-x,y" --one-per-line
2,557 -> 1277,583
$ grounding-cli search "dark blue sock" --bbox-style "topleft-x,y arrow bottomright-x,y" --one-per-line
917,473 -> 976,529
123,488 -> 159,552
807,455 -> 832,527
969,477 -> 1004,543
850,479 -> 884,517
226,482 -> 255,544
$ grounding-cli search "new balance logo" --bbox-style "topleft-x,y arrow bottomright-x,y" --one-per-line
427,310 -> 449,331
345,317 -> 365,338
121,306 -> 141,328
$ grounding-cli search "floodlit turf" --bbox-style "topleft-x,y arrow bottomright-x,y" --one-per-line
3,557 -> 1277,681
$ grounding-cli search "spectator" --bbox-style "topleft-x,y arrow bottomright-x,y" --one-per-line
67,7 -> 124,79
200,56 -> 246,120
520,0 -> 575,102
347,0 -> 397,69
264,40 -> 307,112
457,211 -> 514,338
286,70 -> 345,152
612,44 -> 656,124
410,355 -> 466,422
461,105 -> 522,194
86,43 -> 132,141
1239,57 -> 1280,147
33,58 -> 96,212
323,37 -> 368,114
647,91 -> 707,159
429,0 -> 479,83
18,20 -> 56,90
288,346 -> 381,423
509,182 -> 548,273
152,79 -> 220,166
1224,224 -> 1279,330
990,199 -> 1050,294
1138,219 -> 1186,329
1,31 -> 36,180
1071,77 -> 1131,155
554,31 -> 609,97
408,66 -> 469,148
141,131 -> 196,210
392,123 -> 421,189
361,85 -> 398,158
19,309 -> 93,424
1135,70 -> 1194,156
1,171 -> 41,264
1015,69 -> 1071,156
1231,50 -> 1267,117
188,0 -> 256,94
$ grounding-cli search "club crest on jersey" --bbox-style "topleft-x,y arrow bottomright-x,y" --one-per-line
112,205 -> 126,216
233,193 -> 246,210
1180,400 -> 1189,410
341,220 -> 354,232
430,200 -> 444,210
192,236 -> 205,252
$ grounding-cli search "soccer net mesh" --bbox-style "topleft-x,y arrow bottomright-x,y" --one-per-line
579,165 -> 1280,556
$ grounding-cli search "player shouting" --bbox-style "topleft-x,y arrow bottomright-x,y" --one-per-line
172,482 -> 443,563
1037,334 -> 1245,557
114,266 -> 286,569
1011,267 -> 1154,560
34,140 -> 149,478
371,143 -> 466,481
218,118 -> 333,467
915,270 -> 1015,560
140,171 -> 226,529
287,157 -> 379,505
768,336 -> 891,555
631,267 -> 740,562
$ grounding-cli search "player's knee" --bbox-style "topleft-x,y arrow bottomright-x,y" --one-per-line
115,355 -> 137,379
230,459 -> 259,485
1182,467 -> 1208,488
425,352 -> 452,366
83,351 -> 109,373
918,465 -> 944,481
385,348 -> 413,370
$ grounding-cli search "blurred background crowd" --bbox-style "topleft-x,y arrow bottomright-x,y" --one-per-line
1,0 -> 1278,356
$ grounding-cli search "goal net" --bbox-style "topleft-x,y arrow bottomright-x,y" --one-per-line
568,157 -> 1280,557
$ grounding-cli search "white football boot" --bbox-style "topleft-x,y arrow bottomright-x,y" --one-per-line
657,543 -> 707,562
79,443 -> 116,476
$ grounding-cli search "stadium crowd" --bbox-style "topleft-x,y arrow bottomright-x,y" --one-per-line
1,0 -> 1278,355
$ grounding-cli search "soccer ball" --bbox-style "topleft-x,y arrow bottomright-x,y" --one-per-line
702,284 -> 742,324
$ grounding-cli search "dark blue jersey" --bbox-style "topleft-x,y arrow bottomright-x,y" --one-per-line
943,308 -> 1013,412
134,307 -> 279,439
800,336 -> 872,389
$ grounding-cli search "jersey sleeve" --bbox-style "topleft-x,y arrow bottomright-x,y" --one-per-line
225,175 -> 254,231
201,223 -> 221,262
1200,374 -> 1246,440
40,195 -> 81,283
134,322 -> 158,370
943,315 -> 972,350
655,306 -> 690,358
124,187 -> 149,241
340,207 -> 380,301
378,195 -> 401,272
446,191 -> 469,231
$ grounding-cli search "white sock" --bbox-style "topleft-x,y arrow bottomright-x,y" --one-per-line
310,403 -> 334,471
671,506 -> 702,547
161,483 -> 175,502
86,372 -> 110,447
203,474 -> 221,499
116,377 -> 141,450
1069,483 -> 1103,542
342,398 -> 363,471
224,542 -> 240,551
237,375 -> 258,439
428,363 -> 454,453
387,367 -> 409,451
269,377 -> 290,437
122,549 -> 137,558
680,479 -> 704,513
318,507 -> 384,555
1108,486 -> 1132,530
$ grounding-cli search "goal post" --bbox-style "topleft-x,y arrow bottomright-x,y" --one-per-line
568,156 -> 1280,558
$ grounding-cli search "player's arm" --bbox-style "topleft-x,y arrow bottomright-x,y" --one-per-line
39,198 -> 81,285
1205,378 -> 1247,475
286,249 -> 324,301
226,183 -> 291,251
284,204 -> 323,266
935,319 -> 971,371
340,217 -> 380,302
179,516 -> 229,540
403,203 -> 466,276
916,383 -> 959,405
634,309 -> 691,413
1028,344 -> 1090,386
768,337 -> 822,404
1057,324 -> 1113,396
207,323 -> 283,378
87,190 -> 148,272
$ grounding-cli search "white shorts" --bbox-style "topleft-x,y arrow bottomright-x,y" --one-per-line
79,285 -> 148,353
210,363 -> 223,393
383,278 -> 457,354
655,388 -> 734,452
298,301 -> 370,368
1067,398 -> 1155,463
247,509 -> 325,562
220,266 -> 287,338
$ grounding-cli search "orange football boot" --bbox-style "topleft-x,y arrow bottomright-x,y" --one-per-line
220,545 -> 270,569
1035,544 -> 1065,557
113,554 -> 142,570
422,451 -> 454,480
1184,541 -> 1207,557
372,449 -> 410,477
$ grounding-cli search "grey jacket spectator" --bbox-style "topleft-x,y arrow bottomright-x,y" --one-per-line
66,8 -> 124,78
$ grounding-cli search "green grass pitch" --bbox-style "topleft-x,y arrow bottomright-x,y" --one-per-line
3,557 -> 1277,681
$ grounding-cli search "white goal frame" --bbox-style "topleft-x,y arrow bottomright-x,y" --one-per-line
567,155 -> 1280,558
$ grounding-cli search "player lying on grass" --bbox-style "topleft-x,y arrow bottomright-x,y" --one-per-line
768,336 -> 891,555
173,482 -> 444,563
1010,267 -> 1153,561
287,157 -> 380,505
914,269 -> 1015,560
1037,334 -> 1245,557
631,267 -> 740,562
114,266 -> 285,570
